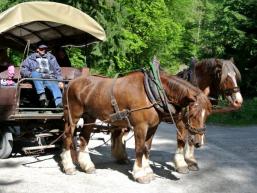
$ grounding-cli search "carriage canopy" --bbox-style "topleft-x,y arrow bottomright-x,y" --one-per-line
0,1 -> 106,49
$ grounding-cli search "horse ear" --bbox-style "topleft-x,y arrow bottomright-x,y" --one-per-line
215,59 -> 222,66
203,86 -> 210,96
230,57 -> 234,63
188,93 -> 196,103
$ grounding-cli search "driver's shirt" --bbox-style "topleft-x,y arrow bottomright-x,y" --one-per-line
36,56 -> 50,74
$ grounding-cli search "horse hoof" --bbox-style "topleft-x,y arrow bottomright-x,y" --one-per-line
135,176 -> 151,184
86,167 -> 96,174
147,173 -> 156,181
64,168 -> 76,175
188,164 -> 199,171
176,166 -> 189,174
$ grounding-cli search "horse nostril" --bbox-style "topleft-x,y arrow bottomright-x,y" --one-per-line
195,143 -> 201,148
234,100 -> 242,107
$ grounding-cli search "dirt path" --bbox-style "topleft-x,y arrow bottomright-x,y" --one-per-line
0,123 -> 256,193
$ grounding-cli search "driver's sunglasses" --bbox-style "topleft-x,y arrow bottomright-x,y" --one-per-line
38,48 -> 46,51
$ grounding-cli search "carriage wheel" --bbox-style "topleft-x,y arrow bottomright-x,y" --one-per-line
0,132 -> 13,159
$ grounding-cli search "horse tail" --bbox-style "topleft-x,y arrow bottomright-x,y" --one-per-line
64,82 -> 75,127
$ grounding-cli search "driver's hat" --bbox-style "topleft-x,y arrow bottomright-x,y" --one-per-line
38,44 -> 48,49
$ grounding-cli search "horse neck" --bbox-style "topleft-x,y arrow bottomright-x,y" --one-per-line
161,74 -> 199,107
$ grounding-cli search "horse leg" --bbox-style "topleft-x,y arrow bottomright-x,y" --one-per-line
111,128 -> 129,164
184,133 -> 204,171
61,99 -> 83,175
184,142 -> 199,171
132,123 -> 151,184
143,125 -> 158,181
61,122 -> 77,175
78,118 -> 96,174
174,121 -> 189,174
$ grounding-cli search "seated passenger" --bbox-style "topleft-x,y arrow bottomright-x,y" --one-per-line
0,65 -> 16,86
0,49 -> 15,86
20,44 -> 64,108
53,47 -> 71,67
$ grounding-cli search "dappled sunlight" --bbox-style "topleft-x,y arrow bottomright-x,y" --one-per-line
153,139 -> 176,146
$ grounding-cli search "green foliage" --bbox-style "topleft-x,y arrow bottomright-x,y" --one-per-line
200,0 -> 257,96
7,49 -> 23,66
122,0 -> 183,72
66,48 -> 85,68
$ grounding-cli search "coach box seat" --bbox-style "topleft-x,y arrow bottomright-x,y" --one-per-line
0,67 -> 89,88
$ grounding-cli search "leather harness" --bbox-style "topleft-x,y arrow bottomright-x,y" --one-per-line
109,69 -> 176,130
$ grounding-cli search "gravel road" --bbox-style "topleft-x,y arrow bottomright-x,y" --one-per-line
0,123 -> 256,193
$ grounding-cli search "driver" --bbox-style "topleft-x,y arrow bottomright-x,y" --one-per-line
20,44 -> 64,108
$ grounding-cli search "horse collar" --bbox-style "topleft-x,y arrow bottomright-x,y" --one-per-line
143,70 -> 176,114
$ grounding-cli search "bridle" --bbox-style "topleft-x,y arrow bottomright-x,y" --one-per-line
184,105 -> 206,135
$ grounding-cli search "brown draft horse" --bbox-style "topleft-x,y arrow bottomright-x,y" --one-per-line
61,71 -> 211,184
174,58 -> 243,174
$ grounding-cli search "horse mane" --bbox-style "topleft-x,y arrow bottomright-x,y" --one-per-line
220,59 -> 241,83
161,71 -> 202,104
196,58 -> 241,85
91,70 -> 143,79
92,74 -> 109,78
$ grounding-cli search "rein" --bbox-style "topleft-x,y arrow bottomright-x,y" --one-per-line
77,102 -> 160,128
209,86 -> 241,113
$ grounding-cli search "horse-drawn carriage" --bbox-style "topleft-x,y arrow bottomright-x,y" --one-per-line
0,1 -> 244,184
0,1 -> 106,158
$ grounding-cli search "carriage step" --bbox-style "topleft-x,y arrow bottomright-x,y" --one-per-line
35,133 -> 54,138
22,144 -> 58,155
9,112 -> 63,120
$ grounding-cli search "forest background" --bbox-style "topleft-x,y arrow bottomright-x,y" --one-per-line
0,0 -> 257,124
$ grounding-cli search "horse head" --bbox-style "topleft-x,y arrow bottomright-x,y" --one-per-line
184,91 -> 212,148
161,74 -> 212,138
218,58 -> 243,108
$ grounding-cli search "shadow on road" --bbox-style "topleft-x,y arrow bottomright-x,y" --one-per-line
0,161 -> 23,186
50,145 -> 179,181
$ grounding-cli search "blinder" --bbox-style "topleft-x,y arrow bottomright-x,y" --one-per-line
223,87 -> 240,96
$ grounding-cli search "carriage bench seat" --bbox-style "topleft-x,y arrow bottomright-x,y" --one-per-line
0,67 -> 89,88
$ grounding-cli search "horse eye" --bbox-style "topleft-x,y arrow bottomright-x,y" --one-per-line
189,103 -> 198,107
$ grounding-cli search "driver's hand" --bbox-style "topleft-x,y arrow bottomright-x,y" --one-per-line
58,82 -> 64,89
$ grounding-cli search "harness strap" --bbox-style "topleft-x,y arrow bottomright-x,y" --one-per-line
110,74 -> 133,130
110,73 -> 120,113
